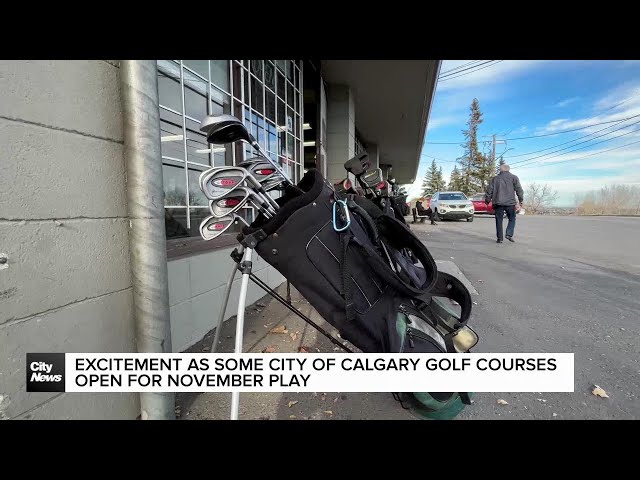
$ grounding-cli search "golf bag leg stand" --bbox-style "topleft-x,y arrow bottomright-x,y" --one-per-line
230,247 -> 253,420
211,245 -> 245,353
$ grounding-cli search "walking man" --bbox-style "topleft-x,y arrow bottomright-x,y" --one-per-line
485,164 -> 524,243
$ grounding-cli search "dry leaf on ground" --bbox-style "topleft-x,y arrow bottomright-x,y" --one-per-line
288,400 -> 299,408
592,385 -> 609,398
262,346 -> 277,353
263,323 -> 273,328
333,397 -> 339,403
298,346 -> 311,353
270,325 -> 288,334
289,415 -> 297,419
497,399 -> 509,405
323,410 -> 333,415
290,331 -> 298,341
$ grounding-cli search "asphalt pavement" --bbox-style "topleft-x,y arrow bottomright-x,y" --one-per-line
177,214 -> 640,420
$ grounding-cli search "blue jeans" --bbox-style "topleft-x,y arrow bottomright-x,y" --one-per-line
494,205 -> 516,240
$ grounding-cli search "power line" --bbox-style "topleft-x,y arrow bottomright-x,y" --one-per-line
438,60 -> 487,76
438,60 -> 497,79
504,114 -> 640,159
519,137 -> 640,169
438,61 -> 504,82
513,123 -> 640,168
425,115 -> 639,145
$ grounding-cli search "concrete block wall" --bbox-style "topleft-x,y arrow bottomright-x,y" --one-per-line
0,60 -> 139,420
167,247 -> 285,353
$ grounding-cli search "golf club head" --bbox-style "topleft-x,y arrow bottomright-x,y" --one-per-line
209,189 -> 250,218
344,152 -> 370,177
199,166 -> 247,200
362,167 -> 384,188
234,185 -> 275,217
245,161 -> 279,183
334,178 -> 357,194
199,215 -> 236,241
262,177 -> 287,192
199,114 -> 252,145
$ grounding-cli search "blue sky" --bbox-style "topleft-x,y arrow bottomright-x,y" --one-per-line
407,60 -> 640,206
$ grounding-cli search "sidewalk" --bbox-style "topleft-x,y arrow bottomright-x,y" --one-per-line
175,283 -> 417,421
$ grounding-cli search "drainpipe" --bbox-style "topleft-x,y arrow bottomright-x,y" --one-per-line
120,60 -> 175,420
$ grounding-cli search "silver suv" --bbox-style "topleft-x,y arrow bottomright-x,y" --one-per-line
430,191 -> 475,222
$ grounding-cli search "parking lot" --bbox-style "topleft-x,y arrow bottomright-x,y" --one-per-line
178,214 -> 640,420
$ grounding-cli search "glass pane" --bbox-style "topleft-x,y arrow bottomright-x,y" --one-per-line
163,164 -> 186,206
183,60 -> 209,80
294,66 -> 300,90
287,133 -> 295,161
160,119 -> 184,160
184,84 -> 207,121
250,60 -> 263,79
276,60 -> 287,72
265,90 -> 276,122
157,71 -> 182,112
286,107 -> 294,133
211,60 -> 229,91
295,113 -> 300,138
267,123 -> 277,154
287,82 -> 294,108
296,139 -> 301,164
251,76 -> 263,114
212,145 -> 228,168
287,60 -> 294,81
188,167 -> 208,207
243,74 -> 250,106
279,131 -> 286,157
277,98 -> 285,128
265,61 -> 275,90
186,128 -> 210,166
211,90 -> 231,116
276,71 -> 285,100
165,208 -> 189,239
232,61 -> 243,101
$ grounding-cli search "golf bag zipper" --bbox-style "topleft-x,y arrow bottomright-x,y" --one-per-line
399,303 -> 438,329
406,327 -> 444,351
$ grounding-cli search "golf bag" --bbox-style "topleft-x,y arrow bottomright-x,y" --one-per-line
238,169 -> 476,417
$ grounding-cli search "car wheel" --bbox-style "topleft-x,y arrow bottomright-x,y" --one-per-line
467,216 -> 474,222
433,210 -> 440,222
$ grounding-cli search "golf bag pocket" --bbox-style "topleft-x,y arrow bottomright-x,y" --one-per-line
306,221 -> 385,316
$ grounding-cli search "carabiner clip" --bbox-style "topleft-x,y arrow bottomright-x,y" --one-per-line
332,199 -> 351,232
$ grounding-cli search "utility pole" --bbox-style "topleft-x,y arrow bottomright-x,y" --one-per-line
492,134 -> 496,166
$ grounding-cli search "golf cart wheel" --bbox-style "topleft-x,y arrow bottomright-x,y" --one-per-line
467,216 -> 474,222
433,211 -> 440,222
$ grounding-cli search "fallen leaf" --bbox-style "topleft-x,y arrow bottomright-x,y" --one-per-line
333,397 -> 339,403
323,410 -> 333,415
262,346 -> 277,353
288,400 -> 298,408
255,308 -> 262,313
553,413 -> 558,417
289,331 -> 298,341
256,302 -> 266,307
201,346 -> 210,352
263,323 -> 273,328
311,392 -> 318,398
298,346 -> 311,353
270,325 -> 288,334
289,415 -> 297,419
497,399 -> 509,405
592,385 -> 609,398
473,301 -> 478,305
477,279 -> 484,283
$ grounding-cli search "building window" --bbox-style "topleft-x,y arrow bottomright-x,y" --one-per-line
158,60 -> 304,241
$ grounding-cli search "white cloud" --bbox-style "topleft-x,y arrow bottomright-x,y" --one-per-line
427,114 -> 465,130
435,60 -> 547,92
553,97 -> 580,108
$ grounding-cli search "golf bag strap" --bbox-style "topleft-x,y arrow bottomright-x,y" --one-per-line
339,230 -> 356,322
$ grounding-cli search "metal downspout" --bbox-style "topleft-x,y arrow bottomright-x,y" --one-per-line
120,60 -> 175,420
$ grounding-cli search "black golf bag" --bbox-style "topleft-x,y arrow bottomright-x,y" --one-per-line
238,169 -> 477,418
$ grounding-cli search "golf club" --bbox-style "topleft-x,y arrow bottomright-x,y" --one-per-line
209,190 -> 250,218
199,114 -> 301,193
199,166 -> 279,214
234,185 -> 277,218
199,215 -> 237,241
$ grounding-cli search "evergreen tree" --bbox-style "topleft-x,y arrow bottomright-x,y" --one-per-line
496,156 -> 506,175
448,166 -> 463,191
421,159 -> 445,196
458,98 -> 488,195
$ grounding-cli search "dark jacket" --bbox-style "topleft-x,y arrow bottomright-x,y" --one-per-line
485,171 -> 524,207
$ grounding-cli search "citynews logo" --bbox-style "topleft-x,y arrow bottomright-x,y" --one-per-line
26,353 -> 66,392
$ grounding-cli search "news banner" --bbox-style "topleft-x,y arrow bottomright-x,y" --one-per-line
26,352 -> 575,393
